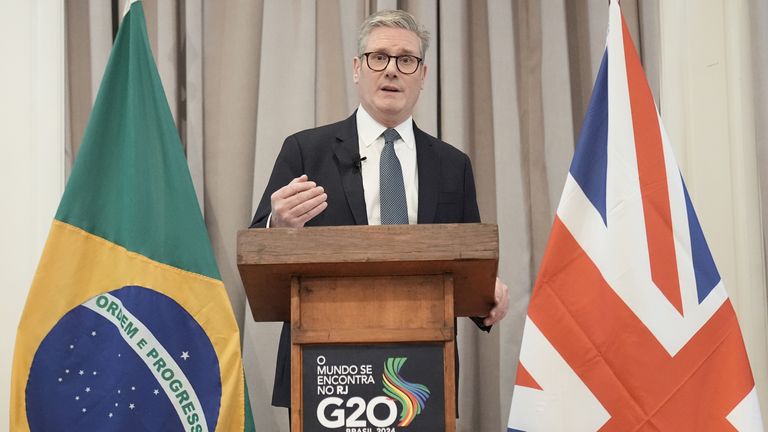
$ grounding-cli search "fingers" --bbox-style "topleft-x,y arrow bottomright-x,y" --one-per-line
483,277 -> 510,327
289,175 -> 307,184
270,175 -> 328,228
297,200 -> 328,225
273,175 -> 314,200
275,183 -> 325,213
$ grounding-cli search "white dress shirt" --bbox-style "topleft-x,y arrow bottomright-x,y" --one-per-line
356,105 -> 418,225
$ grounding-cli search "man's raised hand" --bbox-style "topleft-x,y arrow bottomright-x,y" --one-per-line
269,175 -> 328,228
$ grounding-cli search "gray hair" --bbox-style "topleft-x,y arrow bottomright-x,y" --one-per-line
357,10 -> 430,57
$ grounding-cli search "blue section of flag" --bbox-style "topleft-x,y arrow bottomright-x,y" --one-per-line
570,51 -> 609,225
26,286 -> 221,431
681,177 -> 721,303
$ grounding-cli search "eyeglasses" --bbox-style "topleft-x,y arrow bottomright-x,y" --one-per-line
362,52 -> 423,75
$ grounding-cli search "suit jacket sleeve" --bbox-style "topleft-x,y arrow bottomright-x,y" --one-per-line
250,135 -> 304,228
462,153 -> 481,224
461,155 -> 493,332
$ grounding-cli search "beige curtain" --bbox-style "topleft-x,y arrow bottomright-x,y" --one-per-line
753,0 -> 768,310
64,1 -> 768,430
658,0 -> 768,420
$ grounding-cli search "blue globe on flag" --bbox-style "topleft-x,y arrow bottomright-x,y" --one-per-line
26,285 -> 221,431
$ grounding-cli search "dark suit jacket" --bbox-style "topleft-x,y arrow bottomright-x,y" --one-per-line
250,113 -> 485,407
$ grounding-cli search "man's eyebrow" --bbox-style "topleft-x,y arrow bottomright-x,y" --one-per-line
369,47 -> 420,56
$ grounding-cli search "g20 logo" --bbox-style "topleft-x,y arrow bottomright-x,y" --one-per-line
316,396 -> 397,428
315,357 -> 431,429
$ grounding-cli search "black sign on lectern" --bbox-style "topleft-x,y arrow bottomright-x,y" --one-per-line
302,344 -> 445,432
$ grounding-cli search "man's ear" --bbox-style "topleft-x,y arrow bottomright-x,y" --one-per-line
353,56 -> 361,83
420,62 -> 428,89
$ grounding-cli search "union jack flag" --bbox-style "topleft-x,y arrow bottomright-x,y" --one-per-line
507,2 -> 763,431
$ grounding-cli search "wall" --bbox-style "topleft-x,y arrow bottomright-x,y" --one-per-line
0,0 -> 65,428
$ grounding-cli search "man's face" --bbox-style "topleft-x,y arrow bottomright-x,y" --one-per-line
353,27 -> 428,127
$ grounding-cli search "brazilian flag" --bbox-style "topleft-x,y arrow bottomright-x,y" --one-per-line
11,2 -> 255,431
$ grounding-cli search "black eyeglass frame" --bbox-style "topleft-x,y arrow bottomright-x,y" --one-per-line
362,51 -> 423,74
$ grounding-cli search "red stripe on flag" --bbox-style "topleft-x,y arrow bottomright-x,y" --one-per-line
515,362 -> 543,390
529,218 -> 755,430
621,17 -> 684,315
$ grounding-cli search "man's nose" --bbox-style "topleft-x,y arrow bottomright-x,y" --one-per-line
384,58 -> 399,76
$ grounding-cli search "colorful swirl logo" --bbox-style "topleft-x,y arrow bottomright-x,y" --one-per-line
382,357 -> 430,427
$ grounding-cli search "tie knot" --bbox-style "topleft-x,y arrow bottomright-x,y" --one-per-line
382,128 -> 400,146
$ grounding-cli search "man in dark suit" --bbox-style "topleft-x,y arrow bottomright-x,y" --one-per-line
251,9 -> 509,412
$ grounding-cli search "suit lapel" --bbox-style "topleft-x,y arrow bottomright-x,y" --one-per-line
415,124 -> 439,224
332,113 -> 368,225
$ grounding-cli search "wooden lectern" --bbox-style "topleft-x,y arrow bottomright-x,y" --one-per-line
238,223 -> 498,432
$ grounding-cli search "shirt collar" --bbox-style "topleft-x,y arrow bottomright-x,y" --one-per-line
356,105 -> 415,149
